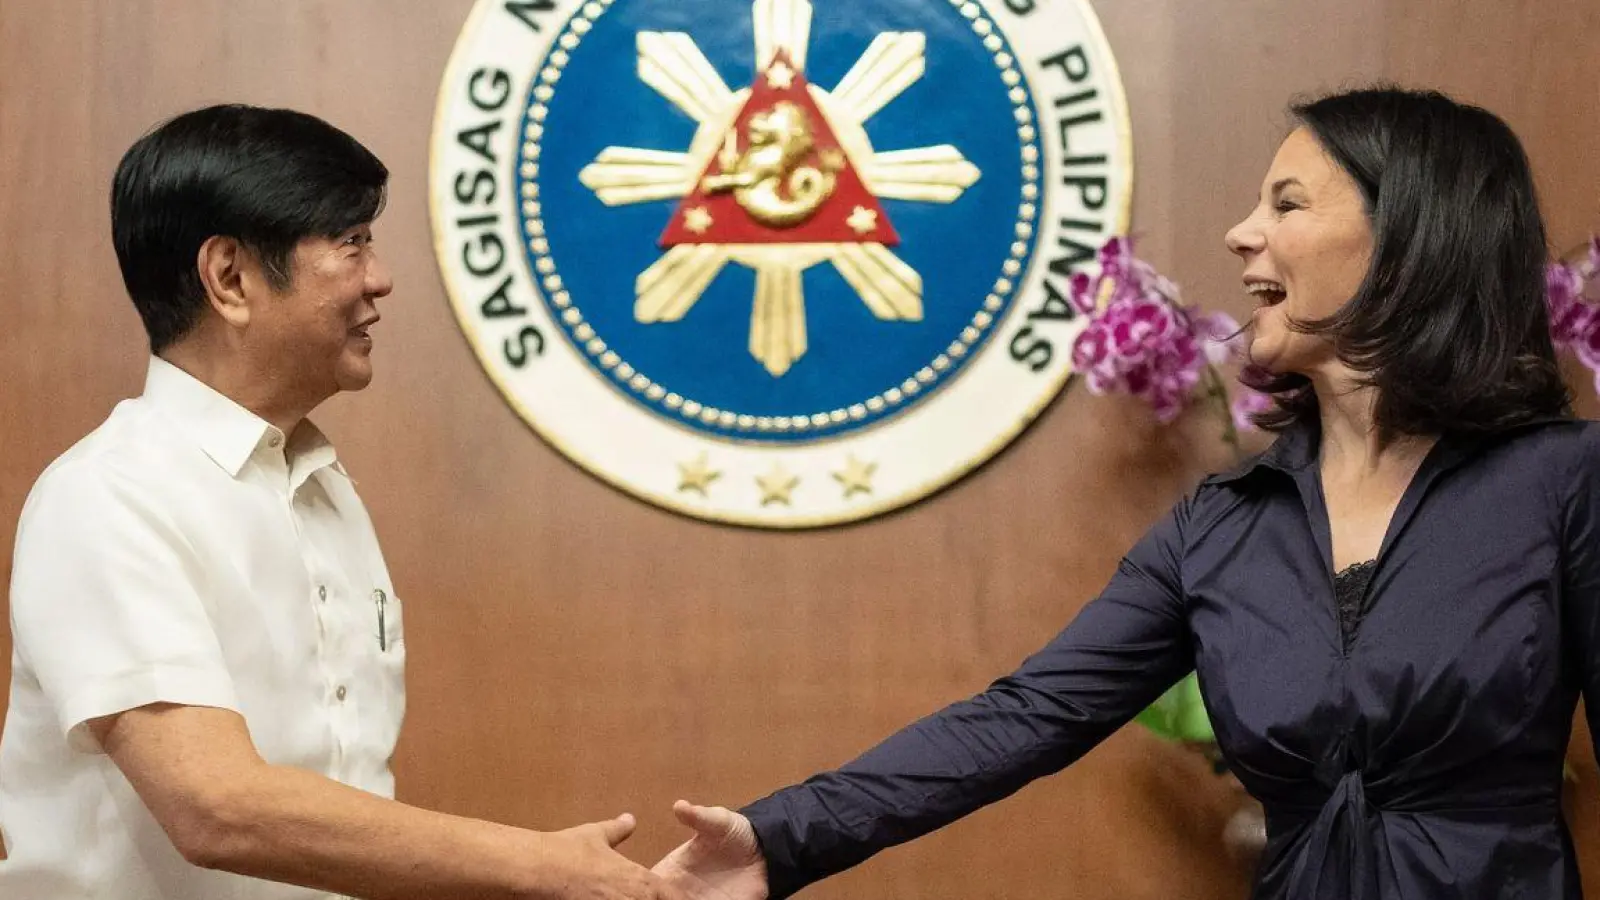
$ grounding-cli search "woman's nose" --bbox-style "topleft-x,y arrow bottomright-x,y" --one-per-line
1226,214 -> 1264,258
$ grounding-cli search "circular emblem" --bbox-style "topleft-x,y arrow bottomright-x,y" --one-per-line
431,0 -> 1132,527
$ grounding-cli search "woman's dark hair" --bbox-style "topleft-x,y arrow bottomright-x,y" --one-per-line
111,104 -> 389,353
1245,86 -> 1570,437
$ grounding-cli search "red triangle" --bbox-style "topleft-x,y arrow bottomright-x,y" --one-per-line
660,51 -> 900,248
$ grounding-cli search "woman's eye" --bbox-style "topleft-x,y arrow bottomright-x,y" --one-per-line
1274,201 -> 1300,215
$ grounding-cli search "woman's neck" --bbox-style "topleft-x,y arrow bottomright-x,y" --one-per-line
1310,368 -> 1435,479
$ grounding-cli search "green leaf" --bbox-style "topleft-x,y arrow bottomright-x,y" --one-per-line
1134,671 -> 1214,743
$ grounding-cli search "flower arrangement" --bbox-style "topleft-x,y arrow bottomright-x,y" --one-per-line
1068,237 -> 1268,450
1546,236 -> 1600,391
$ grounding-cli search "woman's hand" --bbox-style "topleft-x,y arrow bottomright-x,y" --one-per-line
652,801 -> 768,900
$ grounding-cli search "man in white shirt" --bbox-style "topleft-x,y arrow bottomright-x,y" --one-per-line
0,104 -> 684,900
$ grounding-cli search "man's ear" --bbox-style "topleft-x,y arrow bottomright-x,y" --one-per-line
196,236 -> 274,328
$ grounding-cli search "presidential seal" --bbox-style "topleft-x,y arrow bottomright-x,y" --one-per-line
430,0 -> 1132,527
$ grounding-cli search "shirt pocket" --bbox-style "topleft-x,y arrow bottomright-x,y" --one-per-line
368,588 -> 407,727
373,587 -> 405,655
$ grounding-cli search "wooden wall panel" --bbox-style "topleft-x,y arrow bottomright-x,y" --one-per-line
1,2 -> 1595,897
1383,0 -> 1600,251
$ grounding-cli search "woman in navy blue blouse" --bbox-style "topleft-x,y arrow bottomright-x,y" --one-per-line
655,87 -> 1591,899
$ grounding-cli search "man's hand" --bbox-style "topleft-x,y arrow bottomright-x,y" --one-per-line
534,814 -> 689,900
652,801 -> 768,900
89,703 -> 689,900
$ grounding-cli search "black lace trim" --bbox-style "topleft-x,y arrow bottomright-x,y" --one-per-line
1334,560 -> 1377,650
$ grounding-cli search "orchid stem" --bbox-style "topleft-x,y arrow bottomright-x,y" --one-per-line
1204,362 -> 1241,459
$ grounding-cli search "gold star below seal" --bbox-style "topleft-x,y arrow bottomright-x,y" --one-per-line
677,453 -> 721,496
833,455 -> 877,498
846,205 -> 878,235
756,464 -> 800,506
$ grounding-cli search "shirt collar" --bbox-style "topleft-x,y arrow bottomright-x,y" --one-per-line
1204,413 -> 1575,488
1204,420 -> 1317,486
286,420 -> 343,488
142,356 -> 343,480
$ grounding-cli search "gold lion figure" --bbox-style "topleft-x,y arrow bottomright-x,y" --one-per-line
701,101 -> 842,228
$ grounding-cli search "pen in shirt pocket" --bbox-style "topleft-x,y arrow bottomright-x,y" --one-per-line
373,588 -> 388,652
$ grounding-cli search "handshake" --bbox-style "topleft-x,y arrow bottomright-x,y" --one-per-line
547,800 -> 768,900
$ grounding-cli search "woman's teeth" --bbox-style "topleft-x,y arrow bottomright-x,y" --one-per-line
1246,282 -> 1286,306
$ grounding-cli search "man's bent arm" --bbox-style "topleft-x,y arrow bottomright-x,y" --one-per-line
92,703 -> 672,900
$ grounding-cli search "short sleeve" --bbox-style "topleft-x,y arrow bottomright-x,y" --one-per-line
9,463 -> 238,752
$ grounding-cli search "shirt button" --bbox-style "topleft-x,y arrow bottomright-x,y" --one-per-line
267,434 -> 282,448
318,585 -> 328,602
336,686 -> 348,702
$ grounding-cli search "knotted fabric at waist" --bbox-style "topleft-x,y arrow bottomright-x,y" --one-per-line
1263,770 -> 1561,900
1266,769 -> 1562,826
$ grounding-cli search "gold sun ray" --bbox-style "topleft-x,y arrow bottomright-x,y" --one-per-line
828,33 -> 926,125
636,245 -> 733,322
830,244 -> 923,320
750,261 -> 807,376
578,147 -> 696,206
861,145 -> 982,202
637,32 -> 737,124
753,0 -> 813,71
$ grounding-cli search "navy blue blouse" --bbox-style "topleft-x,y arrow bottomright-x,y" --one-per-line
743,418 -> 1600,898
